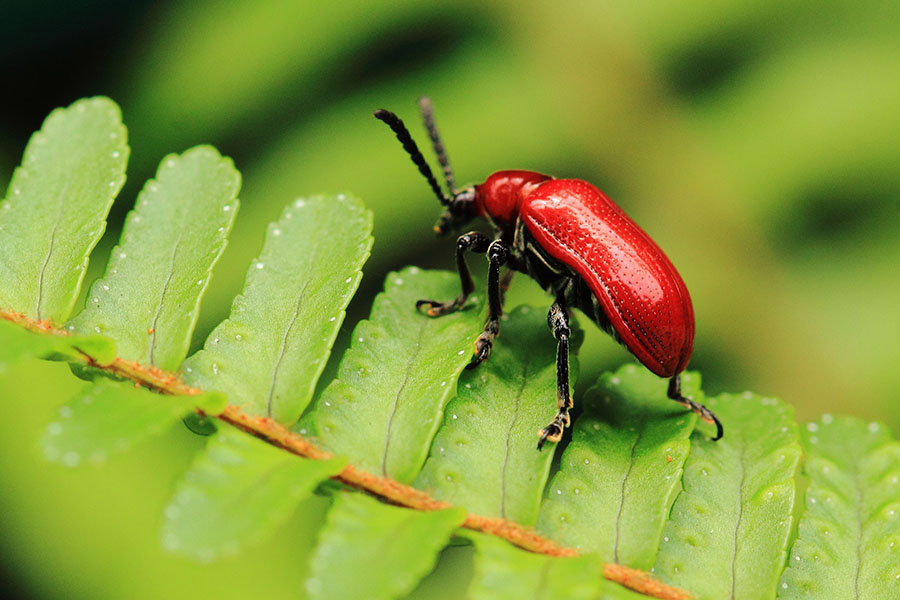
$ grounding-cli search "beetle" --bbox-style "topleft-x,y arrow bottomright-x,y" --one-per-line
374,97 -> 722,449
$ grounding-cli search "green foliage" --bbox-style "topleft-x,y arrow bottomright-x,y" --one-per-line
162,425 -> 345,561
779,416 -> 900,598
306,493 -> 465,600
2,96 -> 899,600
182,194 -> 372,424
0,97 -> 128,323
40,379 -> 219,467
654,393 -> 802,599
465,532 -> 643,600
301,267 -> 484,483
538,365 -> 697,569
415,305 -> 580,525
68,147 -> 240,370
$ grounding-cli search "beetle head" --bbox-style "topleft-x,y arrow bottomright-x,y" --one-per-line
434,187 -> 477,236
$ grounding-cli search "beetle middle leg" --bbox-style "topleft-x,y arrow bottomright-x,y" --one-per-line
417,231 -> 491,316
466,240 -> 510,368
538,298 -> 572,450
668,375 -> 724,440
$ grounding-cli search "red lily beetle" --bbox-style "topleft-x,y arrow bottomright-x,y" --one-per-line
374,98 -> 722,448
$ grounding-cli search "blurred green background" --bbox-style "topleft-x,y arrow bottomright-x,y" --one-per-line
1,1 -> 898,598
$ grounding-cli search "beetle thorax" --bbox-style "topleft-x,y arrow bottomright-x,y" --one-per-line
476,170 -> 552,230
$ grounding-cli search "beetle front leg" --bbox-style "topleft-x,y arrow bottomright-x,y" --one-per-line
466,240 -> 509,369
538,298 -> 572,450
417,231 -> 491,316
668,375 -> 724,440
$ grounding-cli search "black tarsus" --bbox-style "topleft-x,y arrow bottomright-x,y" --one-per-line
466,240 -> 510,369
538,298 -> 572,450
418,96 -> 456,196
416,231 -> 491,316
667,375 -> 724,440
373,108 -> 448,206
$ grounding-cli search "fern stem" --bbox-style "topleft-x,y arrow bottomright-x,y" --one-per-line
2,308 -> 691,600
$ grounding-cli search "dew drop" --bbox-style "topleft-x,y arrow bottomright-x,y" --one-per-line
451,414 -> 458,420
821,413 -> 833,424
329,317 -> 336,322
806,422 -> 819,432
295,199 -> 305,208
664,536 -> 669,542
212,363 -> 220,375
59,406 -> 73,418
235,334 -> 242,341
62,451 -> 81,467
255,262 -> 264,269
868,422 -> 880,433
47,422 -> 62,436
112,151 -> 120,158
610,377 -> 620,385
458,350 -> 465,355
223,205 -> 232,212
272,228 -> 281,236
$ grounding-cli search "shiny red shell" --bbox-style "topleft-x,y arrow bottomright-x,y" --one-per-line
475,171 -> 694,378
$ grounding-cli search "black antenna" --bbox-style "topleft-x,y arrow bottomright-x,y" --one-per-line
374,108 -> 449,206
418,96 -> 455,195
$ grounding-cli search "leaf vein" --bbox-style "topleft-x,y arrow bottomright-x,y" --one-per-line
267,278 -> 311,419
500,361 -> 530,519
730,444 -> 748,599
35,186 -> 66,320
613,412 -> 646,563
381,316 -> 428,477
148,238 -> 181,365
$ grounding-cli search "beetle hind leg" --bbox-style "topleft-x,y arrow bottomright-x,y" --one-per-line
537,299 -> 573,450
667,375 -> 724,440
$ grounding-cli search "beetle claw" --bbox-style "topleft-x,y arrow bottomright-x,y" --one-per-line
467,332 -> 494,368
416,298 -> 460,317
537,411 -> 569,450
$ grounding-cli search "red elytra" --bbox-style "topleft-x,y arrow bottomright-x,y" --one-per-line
374,99 -> 721,447
481,172 -> 695,378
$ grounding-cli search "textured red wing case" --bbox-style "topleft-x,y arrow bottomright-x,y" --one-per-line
521,179 -> 694,377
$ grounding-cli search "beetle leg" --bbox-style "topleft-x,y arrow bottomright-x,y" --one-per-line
498,268 -> 515,306
467,240 -> 510,368
538,299 -> 572,449
417,231 -> 491,316
668,375 -> 724,440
